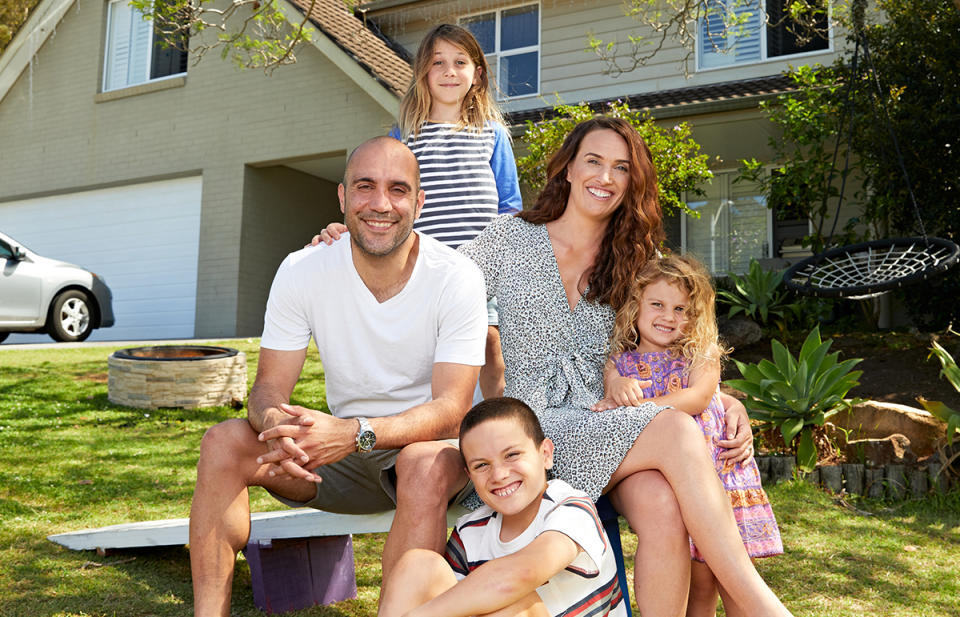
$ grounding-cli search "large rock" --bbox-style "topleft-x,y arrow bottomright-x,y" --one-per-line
828,401 -> 947,457
843,434 -> 917,467
719,317 -> 763,349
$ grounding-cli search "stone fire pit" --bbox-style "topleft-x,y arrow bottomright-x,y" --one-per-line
108,345 -> 247,409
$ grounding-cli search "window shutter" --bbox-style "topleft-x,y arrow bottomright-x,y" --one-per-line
103,1 -> 153,91
700,0 -> 763,68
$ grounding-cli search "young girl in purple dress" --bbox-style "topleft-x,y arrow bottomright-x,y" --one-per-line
599,254 -> 783,617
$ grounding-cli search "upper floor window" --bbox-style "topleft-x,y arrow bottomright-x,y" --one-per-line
461,3 -> 539,99
103,0 -> 188,92
698,0 -> 829,70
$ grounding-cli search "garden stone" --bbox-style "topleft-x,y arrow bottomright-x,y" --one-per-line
908,467 -> 928,497
842,464 -> 865,495
718,316 -> 762,349
886,465 -> 906,499
756,456 -> 771,485
820,465 -> 843,493
829,402 -> 947,457
865,468 -> 885,498
801,468 -> 820,486
769,455 -> 795,484
843,434 -> 917,467
928,462 -> 948,493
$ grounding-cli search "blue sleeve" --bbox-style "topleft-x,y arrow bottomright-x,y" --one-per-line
388,125 -> 402,140
490,123 -> 522,214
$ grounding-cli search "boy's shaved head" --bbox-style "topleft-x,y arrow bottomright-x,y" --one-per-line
459,397 -> 545,447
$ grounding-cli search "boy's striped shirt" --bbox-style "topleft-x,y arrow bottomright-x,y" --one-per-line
443,479 -> 627,616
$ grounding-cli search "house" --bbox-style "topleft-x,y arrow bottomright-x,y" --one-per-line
0,0 -> 414,342
0,0 -> 844,342
356,0 -> 844,275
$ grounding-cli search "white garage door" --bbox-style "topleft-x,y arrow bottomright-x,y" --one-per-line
1,176 -> 202,343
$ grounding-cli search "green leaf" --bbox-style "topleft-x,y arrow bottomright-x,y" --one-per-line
780,417 -> 804,446
796,428 -> 817,472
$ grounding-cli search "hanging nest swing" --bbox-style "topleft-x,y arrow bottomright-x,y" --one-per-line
781,4 -> 958,300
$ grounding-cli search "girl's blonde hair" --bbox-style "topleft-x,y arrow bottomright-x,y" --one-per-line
397,24 -> 504,138
610,254 -> 727,369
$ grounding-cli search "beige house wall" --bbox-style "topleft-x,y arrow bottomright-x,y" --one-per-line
366,0 -> 842,114
0,0 -> 395,337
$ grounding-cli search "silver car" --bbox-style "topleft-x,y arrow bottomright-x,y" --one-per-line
0,231 -> 115,343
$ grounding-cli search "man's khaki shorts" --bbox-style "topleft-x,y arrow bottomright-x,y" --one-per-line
268,441 -> 473,514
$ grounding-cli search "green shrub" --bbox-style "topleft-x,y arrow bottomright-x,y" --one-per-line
516,100 -> 712,217
726,326 -> 863,471
715,259 -> 800,331
917,338 -> 960,445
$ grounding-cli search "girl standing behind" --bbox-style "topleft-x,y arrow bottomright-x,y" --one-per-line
599,254 -> 783,617
316,24 -> 521,398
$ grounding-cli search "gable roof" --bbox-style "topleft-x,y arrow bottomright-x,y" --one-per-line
287,0 -> 412,98
0,0 -> 412,109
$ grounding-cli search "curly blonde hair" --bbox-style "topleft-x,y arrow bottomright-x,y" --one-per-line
610,254 -> 727,370
397,24 -> 504,138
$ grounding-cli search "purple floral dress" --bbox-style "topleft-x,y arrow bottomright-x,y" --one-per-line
613,350 -> 783,560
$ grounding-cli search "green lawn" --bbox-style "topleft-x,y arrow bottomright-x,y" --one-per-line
0,341 -> 957,616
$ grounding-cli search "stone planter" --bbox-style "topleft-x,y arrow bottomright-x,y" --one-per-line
108,345 -> 247,409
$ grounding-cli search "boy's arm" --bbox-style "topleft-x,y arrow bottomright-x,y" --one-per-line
406,531 -> 580,617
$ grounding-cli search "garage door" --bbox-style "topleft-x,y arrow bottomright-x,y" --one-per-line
1,176 -> 202,343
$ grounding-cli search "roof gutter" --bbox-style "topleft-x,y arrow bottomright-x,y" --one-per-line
276,0 -> 400,116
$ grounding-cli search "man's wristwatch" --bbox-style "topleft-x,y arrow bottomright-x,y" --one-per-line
355,417 -> 376,453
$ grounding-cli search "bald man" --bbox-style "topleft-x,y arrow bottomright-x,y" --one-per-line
189,137 -> 488,617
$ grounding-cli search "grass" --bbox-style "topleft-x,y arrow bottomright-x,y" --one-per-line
1,341 -> 958,616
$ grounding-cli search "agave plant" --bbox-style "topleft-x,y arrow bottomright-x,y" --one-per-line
917,339 -> 960,445
716,259 -> 800,331
726,326 -> 863,472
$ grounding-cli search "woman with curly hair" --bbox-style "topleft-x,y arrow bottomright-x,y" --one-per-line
459,117 -> 792,616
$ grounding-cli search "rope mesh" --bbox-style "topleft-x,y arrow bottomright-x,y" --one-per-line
784,238 -> 960,299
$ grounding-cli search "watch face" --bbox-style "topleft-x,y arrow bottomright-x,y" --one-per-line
357,431 -> 376,452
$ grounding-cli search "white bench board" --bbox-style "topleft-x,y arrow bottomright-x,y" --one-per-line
47,506 -> 469,552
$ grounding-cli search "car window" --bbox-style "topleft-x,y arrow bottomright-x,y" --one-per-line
0,241 -> 13,259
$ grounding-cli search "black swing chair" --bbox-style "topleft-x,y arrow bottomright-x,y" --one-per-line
782,7 -> 959,301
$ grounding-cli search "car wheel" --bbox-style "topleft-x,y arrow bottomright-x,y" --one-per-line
48,290 -> 94,342
0,332 -> 8,344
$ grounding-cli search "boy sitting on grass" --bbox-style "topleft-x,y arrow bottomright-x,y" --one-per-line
379,397 -> 627,617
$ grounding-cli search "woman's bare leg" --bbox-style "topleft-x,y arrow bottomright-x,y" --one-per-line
609,470 -> 690,617
608,410 -> 792,617
719,580 -> 748,617
687,561 -> 719,617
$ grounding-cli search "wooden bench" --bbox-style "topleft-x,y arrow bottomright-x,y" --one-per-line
48,498 -> 632,615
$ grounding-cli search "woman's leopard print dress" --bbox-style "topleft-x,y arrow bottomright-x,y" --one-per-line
460,215 -> 666,500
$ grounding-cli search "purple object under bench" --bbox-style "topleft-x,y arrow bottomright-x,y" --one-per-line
243,535 -> 358,613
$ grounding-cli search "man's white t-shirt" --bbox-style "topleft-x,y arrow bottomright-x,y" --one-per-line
260,232 -> 487,419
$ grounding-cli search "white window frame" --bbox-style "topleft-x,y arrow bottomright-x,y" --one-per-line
460,2 -> 541,101
102,0 -> 187,93
696,0 -> 833,72
680,169 -> 775,275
